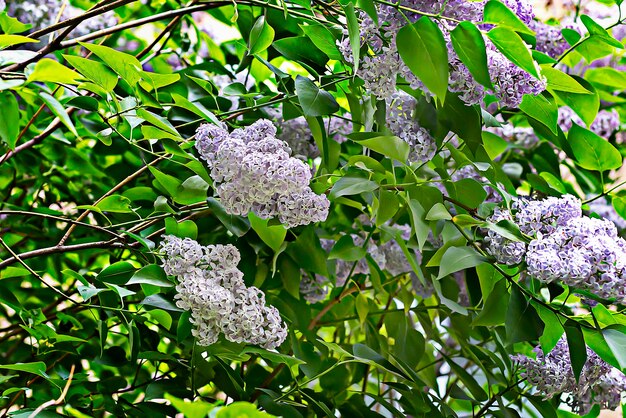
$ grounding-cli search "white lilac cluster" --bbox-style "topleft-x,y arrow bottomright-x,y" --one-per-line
487,195 -> 626,302
386,92 -> 437,163
587,197 -> 626,230
558,107 -> 621,138
338,0 -> 545,108
512,339 -> 626,414
195,120 -> 330,228
159,235 -> 288,349
265,107 -> 352,159
2,1 -> 117,42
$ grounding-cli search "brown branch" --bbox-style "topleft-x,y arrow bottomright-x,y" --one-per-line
0,240 -> 125,270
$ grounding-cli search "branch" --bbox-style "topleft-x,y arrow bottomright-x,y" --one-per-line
0,240 -> 125,270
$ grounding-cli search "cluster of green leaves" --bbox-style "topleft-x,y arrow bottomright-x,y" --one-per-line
0,0 -> 625,417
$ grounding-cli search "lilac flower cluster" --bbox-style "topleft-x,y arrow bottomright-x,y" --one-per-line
587,197 -> 626,230
529,20 -> 570,59
558,107 -> 620,138
195,120 -> 330,228
386,92 -> 437,163
338,0 -> 545,108
159,235 -> 287,349
512,338 -> 626,414
487,195 -> 626,302
265,107 -> 352,159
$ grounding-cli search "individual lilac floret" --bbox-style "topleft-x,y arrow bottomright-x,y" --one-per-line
159,235 -> 288,349
587,196 -> 626,230
525,216 -> 626,301
511,338 -> 625,415
386,92 -> 437,163
195,120 -> 330,228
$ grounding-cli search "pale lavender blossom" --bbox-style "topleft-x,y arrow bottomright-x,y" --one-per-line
587,197 -> 626,230
512,338 -> 625,415
195,120 -> 330,228
159,235 -> 288,349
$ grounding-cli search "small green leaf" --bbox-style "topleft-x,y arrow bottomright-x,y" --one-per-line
520,93 -> 558,134
0,362 -> 48,379
397,18 -> 449,101
329,234 -> 367,261
39,92 -> 78,137
505,286 -> 543,344
473,279 -> 508,327
295,75 -> 339,117
27,58 -> 81,85
451,21 -> 492,89
95,195 -> 133,213
568,123 -> 622,171
352,134 -> 410,163
127,265 -> 173,287
564,323 -> 587,382
443,355 -> 488,401
344,2 -> 360,73
248,16 -> 275,55
64,55 -> 118,92
80,42 -> 142,86
603,328 -> 626,371
437,246 -> 486,279
541,66 -> 591,94
329,176 -> 378,199
249,212 -> 287,252
0,91 -> 19,149
487,27 -> 540,78
0,34 -> 37,49
301,24 -> 343,61
483,0 -> 534,34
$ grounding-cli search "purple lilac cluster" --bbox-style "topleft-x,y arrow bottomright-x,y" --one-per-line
265,107 -> 352,159
338,0 -> 545,108
386,92 -> 437,163
512,338 -> 626,414
487,195 -> 626,302
159,235 -> 287,349
195,120 -> 330,228
587,197 -> 626,230
558,107 -> 620,138
529,20 -> 570,59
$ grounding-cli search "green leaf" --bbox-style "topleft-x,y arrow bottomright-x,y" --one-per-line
95,195 -> 133,213
97,262 -> 136,285
407,198 -> 430,251
375,189 -> 399,226
344,2 -> 360,73
0,34 -> 37,49
0,13 -> 32,35
127,265 -> 173,287
564,323 -> 587,382
137,108 -> 179,137
483,0 -> 534,35
352,134 -> 410,163
602,328 -> 626,371
329,176 -> 378,199
451,21 -> 492,89
64,55 -> 118,92
541,66 -> 591,94
27,58 -> 81,85
580,15 -> 623,49
568,123 -> 622,171
286,226 -> 328,276
249,212 -> 287,252
355,294 -> 369,324
505,285 -> 543,344
472,279 -> 508,326
149,167 -> 182,197
585,67 -> 626,90
295,76 -> 340,117
0,362 -> 48,380
442,355 -> 488,401
553,77 -> 599,127
397,18 -> 449,102
166,394 -> 216,418
39,92 -> 78,137
248,16 -> 275,55
437,246 -> 486,279
329,234 -> 367,261
0,91 -> 19,149
301,24 -> 343,61
141,294 -> 183,312
425,203 -> 452,221
487,27 -> 540,78
171,93 -> 220,124
80,42 -> 142,86
217,402 -> 275,418
206,197 -> 250,237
